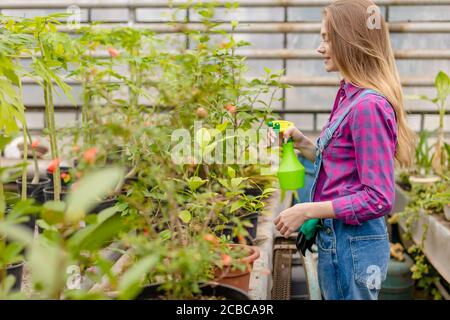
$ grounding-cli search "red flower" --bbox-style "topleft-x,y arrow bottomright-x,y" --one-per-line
61,172 -> 71,183
47,158 -> 60,173
83,147 -> 97,164
31,139 -> 40,149
107,47 -> 120,58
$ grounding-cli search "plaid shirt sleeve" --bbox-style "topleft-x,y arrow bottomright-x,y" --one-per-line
332,96 -> 397,225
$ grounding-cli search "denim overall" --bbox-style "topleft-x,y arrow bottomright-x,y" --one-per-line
309,89 -> 390,300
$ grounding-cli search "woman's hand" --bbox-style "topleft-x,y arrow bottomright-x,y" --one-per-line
283,126 -> 316,162
268,126 -> 316,163
274,203 -> 309,238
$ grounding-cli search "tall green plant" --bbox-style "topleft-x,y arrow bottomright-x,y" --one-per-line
18,14 -> 76,201
418,71 -> 450,174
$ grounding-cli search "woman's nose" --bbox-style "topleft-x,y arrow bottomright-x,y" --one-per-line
317,44 -> 325,55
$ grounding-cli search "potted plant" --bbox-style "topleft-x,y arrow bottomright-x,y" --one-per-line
212,242 -> 260,293
414,71 -> 449,175
409,130 -> 440,186
1,21 -> 53,210
19,14 -> 77,201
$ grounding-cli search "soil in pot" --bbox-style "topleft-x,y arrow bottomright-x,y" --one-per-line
47,166 -> 72,187
213,244 -> 260,293
216,212 -> 259,245
5,262 -> 24,291
135,282 -> 250,300
16,177 -> 51,204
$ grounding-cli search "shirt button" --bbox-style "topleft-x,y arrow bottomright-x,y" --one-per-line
378,205 -> 383,210
326,228 -> 332,234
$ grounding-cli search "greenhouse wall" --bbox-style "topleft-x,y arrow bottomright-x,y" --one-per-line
1,0 -> 449,135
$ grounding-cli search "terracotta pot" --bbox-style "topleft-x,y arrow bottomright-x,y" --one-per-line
213,244 -> 260,293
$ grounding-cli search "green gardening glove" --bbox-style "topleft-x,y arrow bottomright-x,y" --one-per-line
300,218 -> 320,240
296,218 -> 321,256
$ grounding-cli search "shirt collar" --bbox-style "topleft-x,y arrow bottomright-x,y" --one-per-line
340,79 -> 362,99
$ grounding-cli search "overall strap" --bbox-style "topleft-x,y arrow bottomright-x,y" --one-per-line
317,89 -> 384,152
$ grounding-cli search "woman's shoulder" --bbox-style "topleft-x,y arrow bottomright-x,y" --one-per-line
351,91 -> 396,123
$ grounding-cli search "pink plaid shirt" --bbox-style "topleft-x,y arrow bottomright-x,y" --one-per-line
313,80 -> 397,225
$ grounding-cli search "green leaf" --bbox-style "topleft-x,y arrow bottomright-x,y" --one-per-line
65,167 -> 124,224
41,201 -> 66,225
0,134 -> 13,150
187,176 -> 207,192
28,238 -> 65,296
118,254 -> 159,300
178,210 -> 192,223
218,178 -> 230,190
435,71 -> 450,103
230,200 -> 245,213
230,177 -> 247,189
1,242 -> 24,265
67,212 -> 123,252
159,230 -> 172,241
227,166 -> 236,179
216,121 -> 229,133
0,222 -> 34,247
195,128 -> 211,149
262,187 -> 277,195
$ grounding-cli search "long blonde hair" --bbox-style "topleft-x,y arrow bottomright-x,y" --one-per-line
323,0 -> 415,167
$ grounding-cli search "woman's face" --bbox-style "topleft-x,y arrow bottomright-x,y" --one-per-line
317,19 -> 338,72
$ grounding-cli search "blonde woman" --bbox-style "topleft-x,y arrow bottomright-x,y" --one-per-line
274,0 -> 415,300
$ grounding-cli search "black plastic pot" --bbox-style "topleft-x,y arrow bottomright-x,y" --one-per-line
90,197 -> 117,214
216,212 -> 259,245
5,196 -> 36,232
6,262 -> 24,291
16,177 -> 51,204
47,166 -> 72,186
43,187 -> 69,202
136,282 -> 250,300
16,178 -> 51,230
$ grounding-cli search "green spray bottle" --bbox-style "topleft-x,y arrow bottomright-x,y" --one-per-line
269,120 -> 319,254
268,120 -> 305,191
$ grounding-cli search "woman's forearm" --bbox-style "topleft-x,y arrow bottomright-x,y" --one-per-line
296,143 -> 316,163
303,201 -> 336,220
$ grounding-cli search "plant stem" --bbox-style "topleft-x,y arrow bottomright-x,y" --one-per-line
0,161 -> 4,221
18,76 -> 30,198
82,70 -> 90,147
44,80 -> 61,201
21,128 -> 28,200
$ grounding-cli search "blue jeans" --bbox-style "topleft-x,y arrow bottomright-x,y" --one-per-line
317,217 -> 390,300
